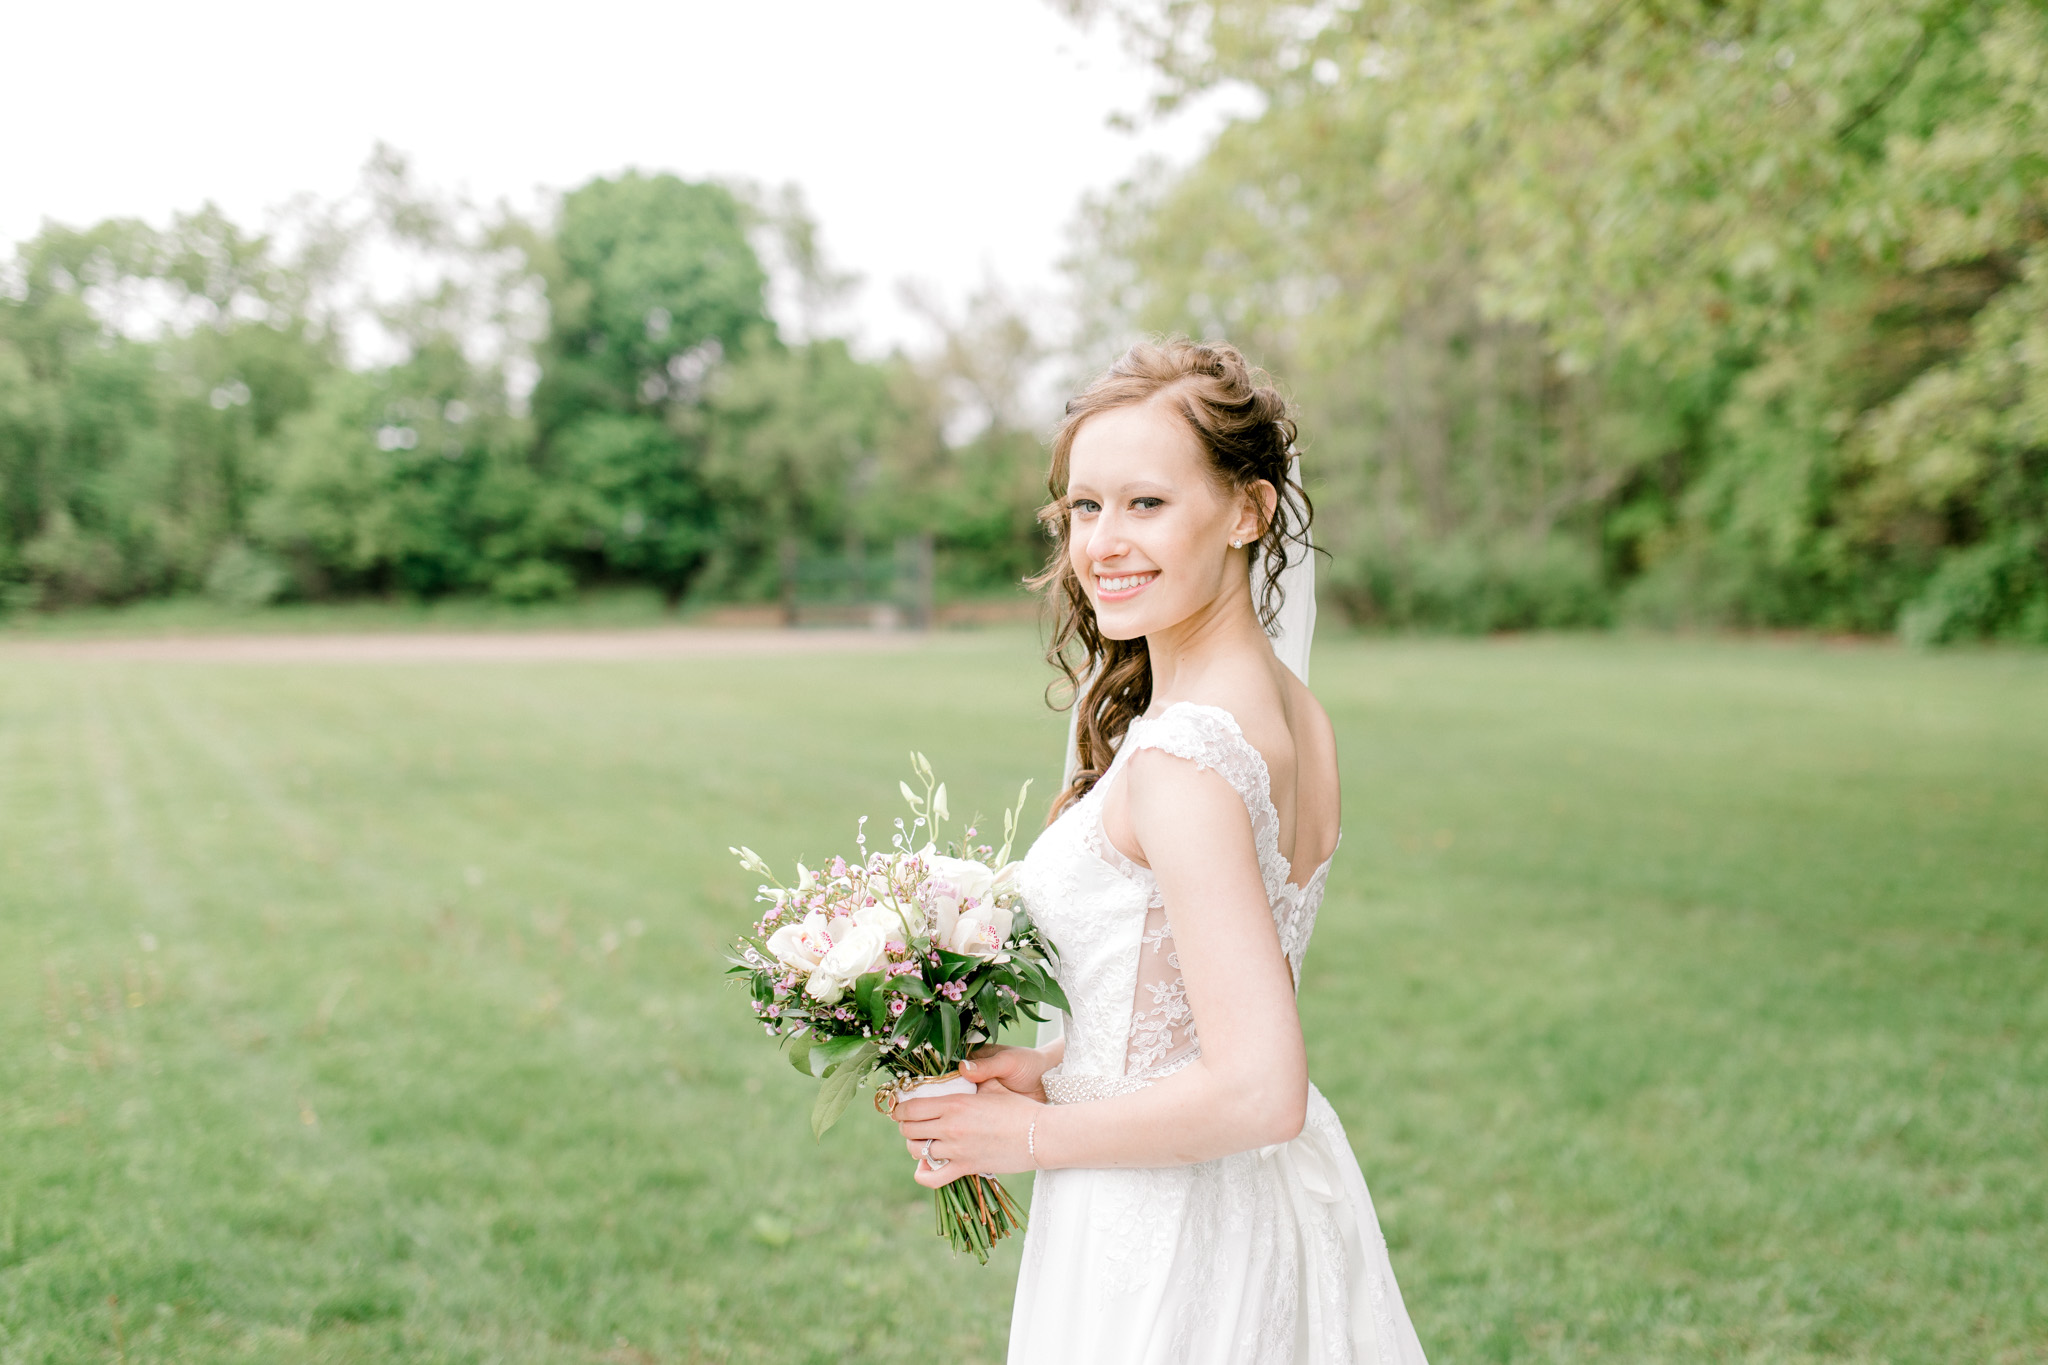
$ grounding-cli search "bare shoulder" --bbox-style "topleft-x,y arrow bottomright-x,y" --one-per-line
1160,658 -> 1342,856
1164,656 -> 1334,779
1117,655 -> 1341,869
1119,657 -> 1289,809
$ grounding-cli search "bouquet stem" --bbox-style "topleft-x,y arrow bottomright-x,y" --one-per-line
891,1061 -> 1027,1263
936,1172 -> 1026,1264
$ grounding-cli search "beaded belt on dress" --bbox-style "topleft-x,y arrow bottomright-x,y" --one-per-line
1042,1053 -> 1198,1105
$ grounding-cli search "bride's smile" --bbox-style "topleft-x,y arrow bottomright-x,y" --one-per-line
1092,571 -> 1157,600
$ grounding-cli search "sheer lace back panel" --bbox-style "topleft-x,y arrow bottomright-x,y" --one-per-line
1086,703 -> 1334,1080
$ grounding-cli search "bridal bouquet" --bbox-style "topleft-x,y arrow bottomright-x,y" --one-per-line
727,755 -> 1067,1263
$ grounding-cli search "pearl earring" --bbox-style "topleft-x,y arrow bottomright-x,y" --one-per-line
1230,539 -> 1242,548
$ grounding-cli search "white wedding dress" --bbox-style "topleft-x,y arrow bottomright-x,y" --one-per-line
1009,701 -> 1429,1365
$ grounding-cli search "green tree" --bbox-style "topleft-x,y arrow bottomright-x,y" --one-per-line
533,172 -> 773,605
0,213 -> 333,605
250,339 -> 551,600
1069,0 -> 2048,638
696,339 -> 917,591
0,158 -> 1053,616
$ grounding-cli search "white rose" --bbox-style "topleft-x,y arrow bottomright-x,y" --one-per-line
764,911 -> 831,972
805,924 -> 890,1003
853,901 -> 911,940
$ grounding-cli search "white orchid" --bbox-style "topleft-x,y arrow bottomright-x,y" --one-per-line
924,851 -> 997,904
943,900 -> 1015,958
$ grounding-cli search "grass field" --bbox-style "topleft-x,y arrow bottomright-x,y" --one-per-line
1,630 -> 2043,1363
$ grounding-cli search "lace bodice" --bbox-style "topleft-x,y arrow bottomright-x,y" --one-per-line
1015,702 -> 1337,1096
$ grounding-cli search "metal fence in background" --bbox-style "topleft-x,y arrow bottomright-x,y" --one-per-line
777,534 -> 934,630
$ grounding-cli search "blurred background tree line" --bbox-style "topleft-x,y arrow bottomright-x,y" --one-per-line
1069,0 -> 2048,643
6,0 -> 2047,642
0,152 -> 1047,615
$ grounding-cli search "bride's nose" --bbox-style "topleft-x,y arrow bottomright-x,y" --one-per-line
1079,513 -> 1130,566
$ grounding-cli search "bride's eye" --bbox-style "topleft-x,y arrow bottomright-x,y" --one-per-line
1131,497 -> 1165,512
1069,498 -> 1102,516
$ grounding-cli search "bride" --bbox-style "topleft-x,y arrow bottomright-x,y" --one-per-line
888,340 -> 1431,1364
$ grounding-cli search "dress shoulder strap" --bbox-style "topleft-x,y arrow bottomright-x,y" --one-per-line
1123,703 -> 1287,890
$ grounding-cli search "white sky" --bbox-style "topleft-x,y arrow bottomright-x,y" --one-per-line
1,0 -> 1235,354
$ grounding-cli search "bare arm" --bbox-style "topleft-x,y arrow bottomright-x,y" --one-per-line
894,750 -> 1307,1180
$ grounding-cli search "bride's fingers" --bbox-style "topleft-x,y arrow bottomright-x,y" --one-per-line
906,1148 -> 969,1188
961,1053 -> 1027,1081
912,1160 -> 969,1188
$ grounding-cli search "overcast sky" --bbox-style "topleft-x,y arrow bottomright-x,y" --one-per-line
3,0 -> 1235,353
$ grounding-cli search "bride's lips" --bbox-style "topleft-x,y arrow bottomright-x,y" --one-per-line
1094,571 -> 1158,603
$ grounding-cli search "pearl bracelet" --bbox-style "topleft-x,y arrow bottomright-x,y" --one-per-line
1027,1118 -> 1039,1167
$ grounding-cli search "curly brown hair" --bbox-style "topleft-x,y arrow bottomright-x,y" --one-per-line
1032,338 -> 1309,820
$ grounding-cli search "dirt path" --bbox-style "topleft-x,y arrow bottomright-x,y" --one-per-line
0,627 -> 929,664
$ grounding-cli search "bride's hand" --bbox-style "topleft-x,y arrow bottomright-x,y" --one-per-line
958,1044 -> 1052,1103
892,1078 -> 1043,1187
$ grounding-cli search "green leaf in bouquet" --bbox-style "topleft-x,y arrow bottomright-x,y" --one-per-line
900,1005 -> 931,1051
932,949 -> 981,981
786,1033 -> 815,1074
808,1033 -> 871,1079
810,1041 -> 879,1139
894,975 -> 932,1001
1010,960 -> 1071,1014
854,971 -> 888,1027
937,1001 -> 961,1061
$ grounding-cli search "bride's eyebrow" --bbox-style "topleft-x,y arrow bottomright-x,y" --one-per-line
1067,476 -> 1175,501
